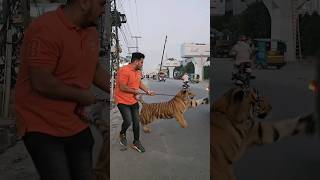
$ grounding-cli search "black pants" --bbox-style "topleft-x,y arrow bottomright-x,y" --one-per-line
117,102 -> 140,143
23,127 -> 94,180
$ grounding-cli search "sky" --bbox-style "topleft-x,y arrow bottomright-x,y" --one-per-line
117,0 -> 210,73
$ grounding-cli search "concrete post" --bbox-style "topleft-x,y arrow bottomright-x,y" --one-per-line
3,29 -> 12,118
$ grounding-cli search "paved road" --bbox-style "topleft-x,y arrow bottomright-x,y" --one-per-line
213,59 -> 320,180
110,79 -> 210,180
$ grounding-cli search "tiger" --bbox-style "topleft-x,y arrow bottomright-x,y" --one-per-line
74,102 -> 110,180
212,87 -> 315,180
139,88 -> 209,133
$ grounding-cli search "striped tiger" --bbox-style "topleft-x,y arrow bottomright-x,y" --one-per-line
74,103 -> 110,180
139,89 -> 209,133
212,87 -> 315,180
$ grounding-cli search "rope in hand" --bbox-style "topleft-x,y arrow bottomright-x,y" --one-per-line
138,92 -> 176,97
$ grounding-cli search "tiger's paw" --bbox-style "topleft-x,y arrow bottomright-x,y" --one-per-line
143,126 -> 152,133
179,122 -> 188,128
298,113 -> 316,136
203,98 -> 209,104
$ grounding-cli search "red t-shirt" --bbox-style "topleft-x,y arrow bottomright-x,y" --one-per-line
14,6 -> 99,137
114,64 -> 141,105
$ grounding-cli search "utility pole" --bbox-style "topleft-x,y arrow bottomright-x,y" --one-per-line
131,36 -> 142,52
159,35 -> 167,73
114,0 -> 120,68
110,0 -> 126,104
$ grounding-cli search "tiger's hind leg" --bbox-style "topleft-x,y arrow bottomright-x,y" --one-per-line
174,114 -> 188,128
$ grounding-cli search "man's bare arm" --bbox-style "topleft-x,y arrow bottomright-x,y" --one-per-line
139,81 -> 149,93
29,67 -> 96,106
119,82 -> 139,94
93,62 -> 109,93
140,81 -> 155,95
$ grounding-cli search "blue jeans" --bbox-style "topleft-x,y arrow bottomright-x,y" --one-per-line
23,127 -> 94,180
117,102 -> 140,143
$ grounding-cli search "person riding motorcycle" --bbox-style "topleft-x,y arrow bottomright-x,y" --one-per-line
229,35 -> 255,84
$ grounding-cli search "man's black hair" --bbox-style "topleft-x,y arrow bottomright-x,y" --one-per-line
131,52 -> 145,63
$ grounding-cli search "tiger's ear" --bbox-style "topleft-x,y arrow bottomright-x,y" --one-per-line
232,89 -> 244,103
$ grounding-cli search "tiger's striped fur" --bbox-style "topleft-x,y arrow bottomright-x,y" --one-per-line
212,87 -> 315,180
139,89 -> 209,133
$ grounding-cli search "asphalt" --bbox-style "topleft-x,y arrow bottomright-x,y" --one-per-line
213,58 -> 320,180
110,79 -> 210,180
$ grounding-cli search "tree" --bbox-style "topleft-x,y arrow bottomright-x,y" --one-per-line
300,12 -> 320,56
185,62 -> 195,74
211,1 -> 271,42
240,2 -> 271,39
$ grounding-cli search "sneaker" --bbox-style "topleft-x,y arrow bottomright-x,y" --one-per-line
131,141 -> 145,153
119,133 -> 127,147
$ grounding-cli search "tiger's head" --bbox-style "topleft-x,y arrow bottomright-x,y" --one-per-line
175,89 -> 196,101
214,87 -> 272,123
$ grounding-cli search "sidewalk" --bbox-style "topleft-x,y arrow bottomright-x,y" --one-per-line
0,141 -> 38,180
0,104 -> 112,180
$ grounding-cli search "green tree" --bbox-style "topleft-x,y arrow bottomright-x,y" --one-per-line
240,2 -> 271,39
300,12 -> 320,56
212,1 -> 271,42
185,62 -> 195,74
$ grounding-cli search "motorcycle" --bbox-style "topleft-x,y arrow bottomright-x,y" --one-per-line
232,62 -> 255,88
158,73 -> 166,82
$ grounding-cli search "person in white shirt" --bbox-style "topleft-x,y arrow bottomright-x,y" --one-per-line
182,73 -> 189,83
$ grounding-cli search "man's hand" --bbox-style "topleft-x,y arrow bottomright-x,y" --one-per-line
134,89 -> 140,95
147,90 -> 155,96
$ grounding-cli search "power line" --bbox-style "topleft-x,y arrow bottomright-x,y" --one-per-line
127,0 -> 136,35
134,0 -> 140,34
123,23 -> 133,40
131,35 -> 141,52
119,28 -> 130,48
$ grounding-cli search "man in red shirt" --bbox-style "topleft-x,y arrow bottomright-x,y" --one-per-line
14,0 -> 108,179
115,52 -> 154,153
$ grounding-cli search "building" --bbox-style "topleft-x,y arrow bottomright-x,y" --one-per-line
180,43 -> 210,81
225,0 -> 260,15
305,0 -> 320,14
211,0 -> 226,16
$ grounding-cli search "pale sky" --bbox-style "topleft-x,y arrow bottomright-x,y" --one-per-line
118,0 -> 210,73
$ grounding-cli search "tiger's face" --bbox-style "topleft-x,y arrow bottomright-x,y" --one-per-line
231,87 -> 272,120
214,87 -> 272,123
177,89 -> 196,100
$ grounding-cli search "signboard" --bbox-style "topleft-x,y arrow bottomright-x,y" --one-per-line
181,43 -> 210,58
163,58 -> 180,67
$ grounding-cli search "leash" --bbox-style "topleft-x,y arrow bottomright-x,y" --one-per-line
94,93 -> 176,102
139,92 -> 176,97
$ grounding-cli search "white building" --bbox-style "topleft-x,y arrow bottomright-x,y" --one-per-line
163,58 -> 181,78
181,43 -> 210,81
211,0 -> 226,16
